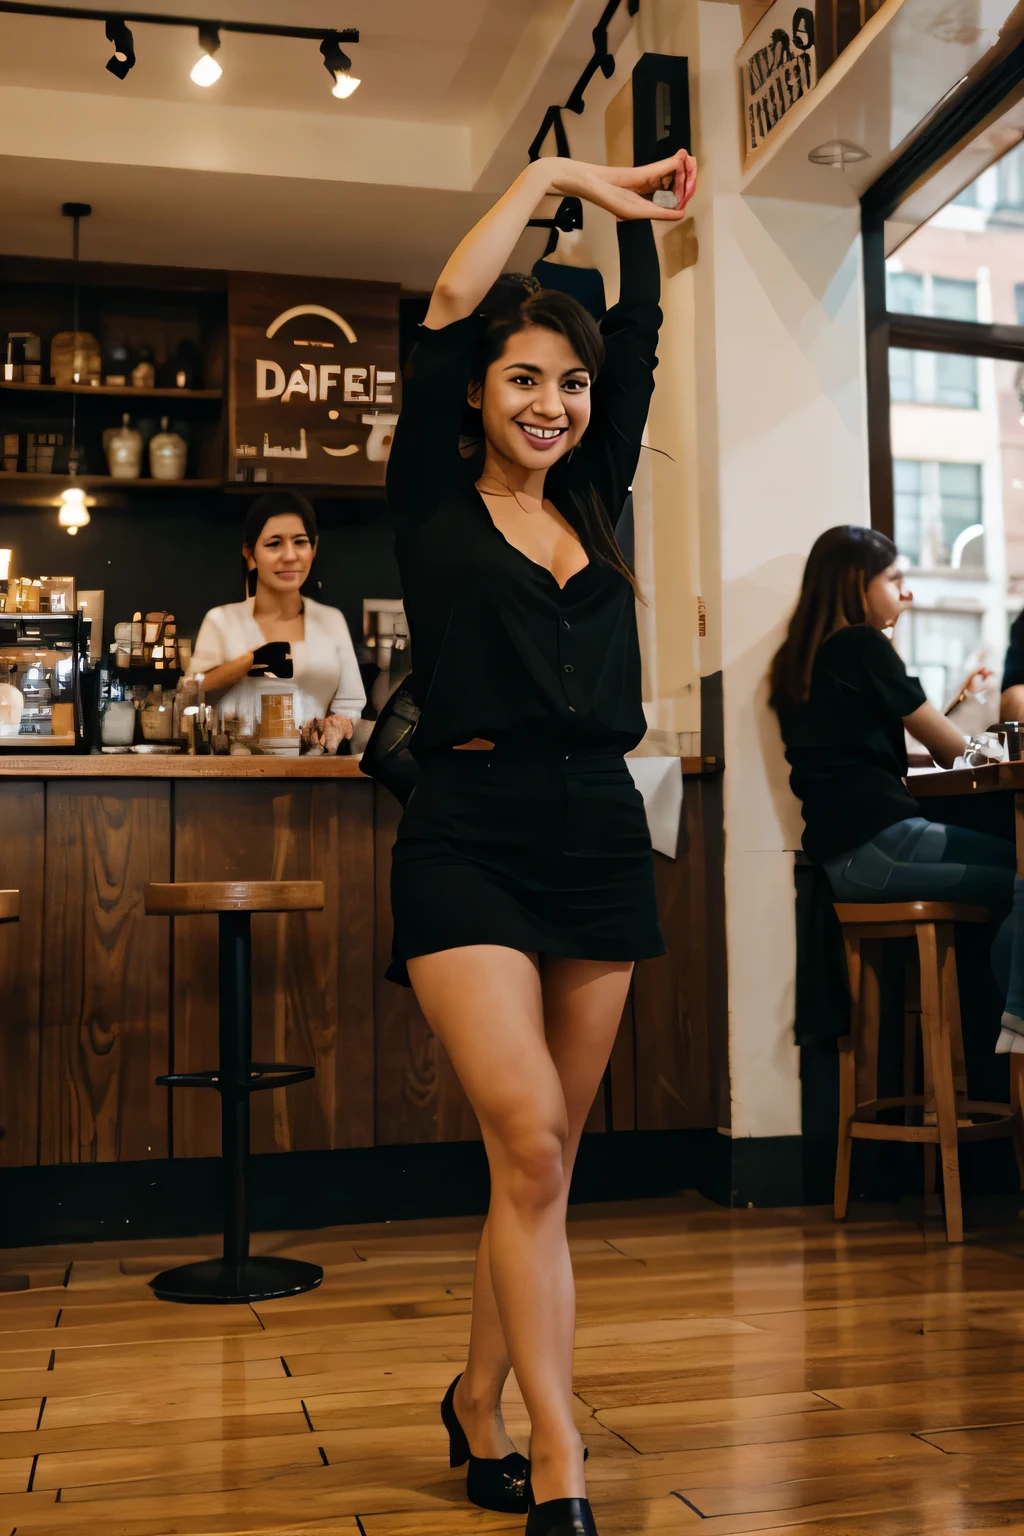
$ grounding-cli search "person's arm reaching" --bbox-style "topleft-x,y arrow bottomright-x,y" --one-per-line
200,652 -> 255,698
903,700 -> 968,770
424,150 -> 697,330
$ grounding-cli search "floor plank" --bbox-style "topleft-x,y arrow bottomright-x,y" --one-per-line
1,1198 -> 1023,1535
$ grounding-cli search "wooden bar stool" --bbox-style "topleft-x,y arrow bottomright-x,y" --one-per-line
144,879 -> 325,1303
834,901 -> 1024,1243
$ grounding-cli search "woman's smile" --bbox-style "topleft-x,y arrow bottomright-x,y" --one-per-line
516,420 -> 568,448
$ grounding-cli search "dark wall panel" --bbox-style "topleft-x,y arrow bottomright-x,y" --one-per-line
0,497 -> 402,660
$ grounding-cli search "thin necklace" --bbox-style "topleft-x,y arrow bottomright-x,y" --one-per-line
477,472 -> 540,515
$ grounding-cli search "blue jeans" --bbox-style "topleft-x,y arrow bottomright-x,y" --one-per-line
823,817 -> 1024,1016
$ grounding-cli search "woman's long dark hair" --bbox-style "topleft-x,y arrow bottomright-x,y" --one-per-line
466,280 -> 639,595
769,525 -> 897,709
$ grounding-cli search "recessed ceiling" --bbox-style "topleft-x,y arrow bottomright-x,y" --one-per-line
0,0 -> 563,123
0,0 -> 617,286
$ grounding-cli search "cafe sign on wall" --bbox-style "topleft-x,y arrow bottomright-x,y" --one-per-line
228,271 -> 401,487
742,5 -> 816,157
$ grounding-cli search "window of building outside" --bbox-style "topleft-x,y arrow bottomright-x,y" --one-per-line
883,140 -> 1024,708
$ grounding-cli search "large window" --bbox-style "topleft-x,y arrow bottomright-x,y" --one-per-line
897,609 -> 984,709
894,460 -> 984,570
889,348 -> 979,408
886,277 -> 979,406
865,106 -> 1024,707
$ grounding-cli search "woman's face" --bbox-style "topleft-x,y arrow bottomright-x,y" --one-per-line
865,561 -> 912,629
244,513 -> 316,594
472,324 -> 591,472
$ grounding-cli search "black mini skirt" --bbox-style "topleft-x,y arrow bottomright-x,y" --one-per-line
389,744 -> 665,983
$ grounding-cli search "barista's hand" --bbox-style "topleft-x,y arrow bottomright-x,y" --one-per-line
323,714 -> 355,754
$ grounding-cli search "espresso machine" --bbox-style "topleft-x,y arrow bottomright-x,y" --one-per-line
0,611 -> 90,749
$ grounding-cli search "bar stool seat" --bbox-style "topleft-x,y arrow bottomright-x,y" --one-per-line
834,900 -> 1024,1243
145,879 -> 325,1304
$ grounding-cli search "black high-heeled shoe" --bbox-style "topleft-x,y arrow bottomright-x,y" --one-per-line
440,1373 -> 530,1514
526,1497 -> 598,1535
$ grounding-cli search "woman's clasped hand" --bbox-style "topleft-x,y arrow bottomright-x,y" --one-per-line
547,148 -> 698,222
299,714 -> 355,755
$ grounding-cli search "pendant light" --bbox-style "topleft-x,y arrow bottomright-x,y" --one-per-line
59,201 -> 91,534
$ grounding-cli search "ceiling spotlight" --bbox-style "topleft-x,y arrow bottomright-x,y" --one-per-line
320,34 -> 360,99
104,17 -> 135,79
190,27 -> 222,87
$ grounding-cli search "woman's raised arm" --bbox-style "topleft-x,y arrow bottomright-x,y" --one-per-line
425,150 -> 697,331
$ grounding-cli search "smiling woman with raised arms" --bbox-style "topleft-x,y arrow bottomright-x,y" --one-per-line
383,149 -> 697,1536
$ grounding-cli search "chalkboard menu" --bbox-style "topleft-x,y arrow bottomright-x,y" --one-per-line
228,271 -> 401,487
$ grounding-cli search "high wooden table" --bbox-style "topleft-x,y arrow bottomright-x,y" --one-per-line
912,760 -> 1024,875
913,760 -> 1024,1116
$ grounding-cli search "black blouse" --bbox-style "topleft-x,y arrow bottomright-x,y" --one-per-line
386,221 -> 661,758
775,625 -> 927,863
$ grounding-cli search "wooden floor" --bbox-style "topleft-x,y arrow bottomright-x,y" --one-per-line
1,1195 -> 1023,1535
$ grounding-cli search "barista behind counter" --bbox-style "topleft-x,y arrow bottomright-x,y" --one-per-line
189,491 -> 365,752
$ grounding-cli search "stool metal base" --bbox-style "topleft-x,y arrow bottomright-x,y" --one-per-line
149,1256 -> 323,1305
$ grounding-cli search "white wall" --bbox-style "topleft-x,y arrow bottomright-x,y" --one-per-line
694,1 -> 871,1136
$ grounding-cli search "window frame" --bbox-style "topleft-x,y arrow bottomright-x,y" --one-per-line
862,38 -> 1024,539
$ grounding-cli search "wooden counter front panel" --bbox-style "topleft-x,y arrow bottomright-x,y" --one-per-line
0,782 -> 44,1167
172,780 -> 375,1157
40,782 -> 171,1164
632,778 -> 724,1130
0,767 -> 724,1168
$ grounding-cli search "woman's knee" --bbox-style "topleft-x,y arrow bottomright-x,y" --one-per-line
491,1115 -> 569,1211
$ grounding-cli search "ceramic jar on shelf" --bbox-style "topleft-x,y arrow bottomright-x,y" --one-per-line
149,417 -> 187,481
103,413 -> 143,479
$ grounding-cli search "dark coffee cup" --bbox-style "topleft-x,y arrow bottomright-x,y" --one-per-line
249,641 -> 293,680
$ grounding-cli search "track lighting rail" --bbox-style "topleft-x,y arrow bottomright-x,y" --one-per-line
527,0 -> 640,163
0,2 -> 357,42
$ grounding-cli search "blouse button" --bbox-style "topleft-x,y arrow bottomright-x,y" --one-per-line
563,663 -> 574,674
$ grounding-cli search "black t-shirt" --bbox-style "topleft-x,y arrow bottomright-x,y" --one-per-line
776,626 -> 927,862
1002,609 -> 1024,691
385,222 -> 661,758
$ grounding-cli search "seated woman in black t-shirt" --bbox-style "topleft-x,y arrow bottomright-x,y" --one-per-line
770,526 -> 1024,1050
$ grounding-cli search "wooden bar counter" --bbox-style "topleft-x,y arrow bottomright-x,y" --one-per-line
0,753 -> 725,1178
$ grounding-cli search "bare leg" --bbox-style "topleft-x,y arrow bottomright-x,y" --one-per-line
453,1216 -> 516,1457
412,946 -> 631,1499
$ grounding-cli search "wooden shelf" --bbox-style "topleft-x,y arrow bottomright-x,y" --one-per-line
0,474 -> 221,490
0,381 -> 221,400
